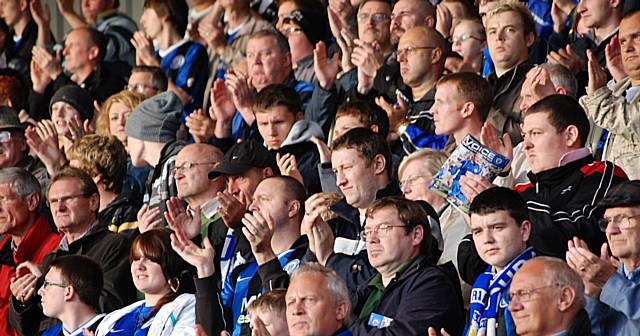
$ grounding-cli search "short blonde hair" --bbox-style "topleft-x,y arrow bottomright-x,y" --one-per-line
398,148 -> 448,179
247,288 -> 287,318
485,0 -> 536,38
96,90 -> 145,136
67,134 -> 128,193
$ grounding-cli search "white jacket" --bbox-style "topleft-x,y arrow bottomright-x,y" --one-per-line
95,293 -> 196,336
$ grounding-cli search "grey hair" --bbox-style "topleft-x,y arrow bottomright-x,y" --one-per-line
536,256 -> 586,308
538,63 -> 578,98
289,263 -> 351,317
398,148 -> 448,179
0,167 -> 41,197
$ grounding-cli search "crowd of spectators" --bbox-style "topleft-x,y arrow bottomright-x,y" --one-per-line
1,0 -> 640,335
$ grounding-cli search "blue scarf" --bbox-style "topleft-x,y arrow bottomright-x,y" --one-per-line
467,247 -> 535,336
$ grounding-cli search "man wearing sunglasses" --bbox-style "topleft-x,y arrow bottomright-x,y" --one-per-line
567,180 -> 640,335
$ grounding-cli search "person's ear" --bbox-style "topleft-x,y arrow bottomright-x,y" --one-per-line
564,125 -> 580,147
335,300 -> 349,321
283,51 -> 292,70
425,15 -> 436,28
263,167 -> 275,178
295,111 -> 303,121
525,31 -> 535,48
372,154 -> 387,176
25,192 -> 40,212
88,45 -> 100,62
460,102 -> 475,119
555,87 -> 568,95
431,47 -> 443,66
557,285 -> 576,312
520,220 -> 532,243
64,285 -> 74,302
370,124 -> 380,134
288,200 -> 301,219
20,0 -> 28,12
412,224 -> 424,248
88,192 -> 100,212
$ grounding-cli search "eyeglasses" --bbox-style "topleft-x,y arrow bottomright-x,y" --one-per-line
508,284 -> 559,302
396,46 -> 436,58
399,175 -> 429,189
126,83 -> 159,94
0,131 -> 14,143
47,193 -> 91,207
174,161 -> 217,174
451,34 -> 484,44
598,214 -> 640,232
42,279 -> 68,289
280,27 -> 303,36
357,12 -> 390,24
359,224 -> 408,241
282,10 -> 303,25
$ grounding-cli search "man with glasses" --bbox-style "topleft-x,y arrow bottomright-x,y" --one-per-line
126,65 -> 168,98
349,196 -> 464,335
38,255 -> 105,336
9,167 -> 135,335
566,180 -> 640,335
0,168 -> 60,336
507,257 -> 591,336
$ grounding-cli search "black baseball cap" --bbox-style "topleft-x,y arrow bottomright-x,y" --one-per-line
597,180 -> 640,212
208,140 -> 277,179
0,107 -> 25,132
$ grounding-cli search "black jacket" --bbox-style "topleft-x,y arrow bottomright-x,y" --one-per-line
515,155 -> 627,258
8,224 -> 136,335
486,61 -> 533,145
349,255 -> 465,336
98,190 -> 142,241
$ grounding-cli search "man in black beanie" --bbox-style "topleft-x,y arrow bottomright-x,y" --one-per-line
125,90 -> 185,229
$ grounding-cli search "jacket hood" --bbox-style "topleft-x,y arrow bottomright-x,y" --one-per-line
279,120 -> 324,148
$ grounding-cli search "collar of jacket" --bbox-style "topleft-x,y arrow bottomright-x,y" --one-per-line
330,181 -> 402,223
0,214 -> 60,266
60,223 -> 110,253
149,140 -> 185,180
527,154 -> 594,185
98,191 -> 140,223
488,60 -> 533,98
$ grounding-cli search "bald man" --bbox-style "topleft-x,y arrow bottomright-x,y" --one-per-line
508,257 -> 592,336
173,143 -> 244,284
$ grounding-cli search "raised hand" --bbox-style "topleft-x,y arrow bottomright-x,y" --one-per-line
210,79 -> 237,139
171,227 -> 216,278
605,36 -> 626,82
551,0 -> 573,33
30,0 -> 51,29
32,46 -> 62,80
217,190 -> 250,229
186,109 -> 215,143
566,237 -> 617,298
137,204 -> 163,233
435,4 -> 453,38
241,211 -> 276,264
29,59 -> 51,94
480,122 -> 513,172
277,152 -> 304,186
225,70 -> 254,124
351,39 -> 384,78
309,136 -> 331,164
427,327 -> 451,336
548,44 -> 584,74
302,193 -> 337,265
376,94 -> 408,133
459,174 -> 495,203
165,196 -> 201,239
586,49 -> 608,95
25,120 -> 66,175
10,262 -> 43,303
131,31 -> 159,67
314,41 -> 340,90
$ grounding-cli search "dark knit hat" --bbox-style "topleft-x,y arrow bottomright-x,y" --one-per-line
124,91 -> 182,143
49,85 -> 94,121
284,9 -> 329,46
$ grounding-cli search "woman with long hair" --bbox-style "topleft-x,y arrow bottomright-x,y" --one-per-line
94,229 -> 195,336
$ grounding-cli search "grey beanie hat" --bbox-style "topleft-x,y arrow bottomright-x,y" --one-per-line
125,91 -> 182,143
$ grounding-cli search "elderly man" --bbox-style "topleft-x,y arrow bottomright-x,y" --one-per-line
349,197 -> 464,335
286,263 -> 352,336
8,167 -> 135,335
508,257 -> 592,336
0,168 -> 60,336
580,10 -> 640,179
566,180 -> 640,335
0,109 -> 47,189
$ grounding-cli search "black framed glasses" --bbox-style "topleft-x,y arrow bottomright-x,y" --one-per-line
598,214 -> 640,232
42,279 -> 68,289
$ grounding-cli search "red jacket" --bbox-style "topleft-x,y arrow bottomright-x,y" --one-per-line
0,215 -> 61,336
